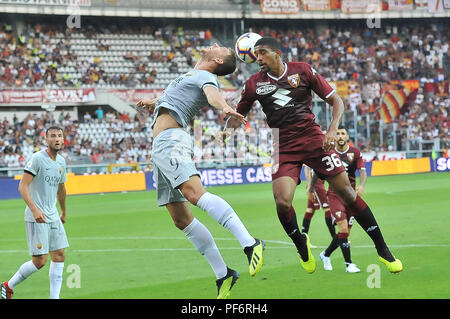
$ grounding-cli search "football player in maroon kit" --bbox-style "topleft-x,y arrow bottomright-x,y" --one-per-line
313,126 -> 366,273
227,37 -> 402,274
302,165 -> 335,241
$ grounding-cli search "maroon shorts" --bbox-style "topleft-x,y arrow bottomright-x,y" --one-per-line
272,123 -> 346,184
327,191 -> 355,227
307,180 -> 329,210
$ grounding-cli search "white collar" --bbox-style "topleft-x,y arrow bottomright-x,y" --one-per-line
335,145 -> 350,154
267,63 -> 287,81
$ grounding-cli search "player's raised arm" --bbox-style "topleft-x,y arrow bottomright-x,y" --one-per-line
203,86 -> 247,125
323,92 -> 345,152
18,173 -> 46,223
57,183 -> 67,224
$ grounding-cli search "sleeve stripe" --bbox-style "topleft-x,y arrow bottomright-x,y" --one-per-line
202,82 -> 218,89
325,89 -> 335,99
23,170 -> 36,177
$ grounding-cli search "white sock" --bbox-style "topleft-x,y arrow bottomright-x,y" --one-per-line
8,260 -> 39,290
182,218 -> 227,279
49,261 -> 64,299
197,192 -> 256,249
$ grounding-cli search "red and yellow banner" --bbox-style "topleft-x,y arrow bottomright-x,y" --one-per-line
376,88 -> 418,123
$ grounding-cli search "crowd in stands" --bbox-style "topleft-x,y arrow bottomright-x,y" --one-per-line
0,100 -> 273,170
0,20 -> 448,170
1,91 -> 447,171
3,21 -> 446,91
249,24 -> 448,87
0,23 -> 214,89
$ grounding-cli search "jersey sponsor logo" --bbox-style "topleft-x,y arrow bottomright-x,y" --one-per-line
272,88 -> 293,108
287,73 -> 300,88
256,84 -> 277,95
256,81 -> 271,86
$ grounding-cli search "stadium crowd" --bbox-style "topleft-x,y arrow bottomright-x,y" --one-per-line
1,91 -> 448,170
0,23 -> 214,89
0,21 -> 448,170
0,100 -> 273,170
1,22 -> 448,89
248,24 -> 448,85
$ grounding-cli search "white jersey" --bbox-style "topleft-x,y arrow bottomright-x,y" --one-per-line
23,150 -> 67,223
151,69 -> 220,129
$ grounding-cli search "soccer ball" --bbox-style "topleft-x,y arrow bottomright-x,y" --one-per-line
235,32 -> 262,63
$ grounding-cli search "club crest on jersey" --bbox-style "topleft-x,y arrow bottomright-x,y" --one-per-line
287,74 -> 300,88
59,167 -> 62,174
347,153 -> 354,162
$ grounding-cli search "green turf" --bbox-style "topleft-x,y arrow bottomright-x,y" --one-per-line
1,172 -> 449,299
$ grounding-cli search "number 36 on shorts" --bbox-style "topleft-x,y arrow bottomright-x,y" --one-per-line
322,153 -> 343,171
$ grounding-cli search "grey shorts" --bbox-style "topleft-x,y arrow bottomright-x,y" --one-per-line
26,220 -> 69,256
151,128 -> 200,206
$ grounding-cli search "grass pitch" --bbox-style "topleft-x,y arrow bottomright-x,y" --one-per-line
1,172 -> 449,299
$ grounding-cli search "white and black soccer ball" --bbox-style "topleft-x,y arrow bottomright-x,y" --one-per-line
235,32 -> 262,63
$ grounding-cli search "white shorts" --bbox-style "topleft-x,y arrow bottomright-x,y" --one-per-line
26,220 -> 69,256
151,128 -> 200,206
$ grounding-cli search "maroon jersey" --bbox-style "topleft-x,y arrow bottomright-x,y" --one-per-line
236,61 -> 344,184
237,62 -> 335,132
329,145 -> 364,192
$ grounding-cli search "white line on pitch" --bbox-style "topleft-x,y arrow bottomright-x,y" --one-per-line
0,243 -> 449,254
